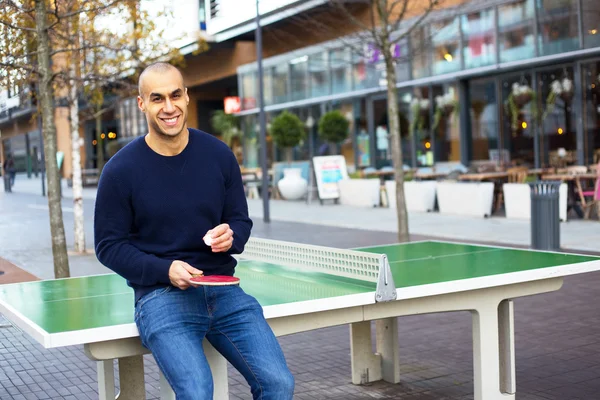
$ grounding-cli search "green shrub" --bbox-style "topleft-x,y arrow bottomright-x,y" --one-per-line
318,110 -> 349,144
270,111 -> 306,162
210,110 -> 240,146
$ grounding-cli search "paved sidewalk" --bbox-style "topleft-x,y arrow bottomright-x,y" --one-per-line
7,173 -> 600,253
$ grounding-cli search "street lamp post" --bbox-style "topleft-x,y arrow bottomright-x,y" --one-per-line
255,0 -> 270,223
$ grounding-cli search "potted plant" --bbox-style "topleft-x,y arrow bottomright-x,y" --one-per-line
318,110 -> 349,154
507,82 -> 538,134
542,77 -> 574,121
210,110 -> 240,148
270,110 -> 308,200
432,91 -> 459,132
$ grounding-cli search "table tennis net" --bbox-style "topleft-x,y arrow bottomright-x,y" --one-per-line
239,237 -> 384,283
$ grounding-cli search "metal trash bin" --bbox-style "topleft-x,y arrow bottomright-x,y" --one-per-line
529,181 -> 561,250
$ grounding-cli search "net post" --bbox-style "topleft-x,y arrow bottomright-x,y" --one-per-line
375,255 -> 397,302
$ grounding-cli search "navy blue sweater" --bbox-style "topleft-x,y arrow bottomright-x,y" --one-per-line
94,128 -> 253,303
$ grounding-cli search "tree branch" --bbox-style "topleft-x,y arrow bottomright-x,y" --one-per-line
0,18 -> 36,32
0,61 -> 38,75
388,0 -> 410,33
49,42 -> 132,57
2,0 -> 35,14
329,0 -> 372,33
389,0 -> 440,46
55,0 -> 122,20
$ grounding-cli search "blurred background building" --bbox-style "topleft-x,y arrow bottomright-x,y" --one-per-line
1,0 -> 599,178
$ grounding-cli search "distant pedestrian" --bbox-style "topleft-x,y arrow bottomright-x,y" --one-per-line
3,154 -> 15,192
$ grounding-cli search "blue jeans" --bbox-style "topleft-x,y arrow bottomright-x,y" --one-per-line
134,285 -> 294,400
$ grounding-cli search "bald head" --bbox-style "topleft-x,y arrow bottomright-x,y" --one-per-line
138,62 -> 184,99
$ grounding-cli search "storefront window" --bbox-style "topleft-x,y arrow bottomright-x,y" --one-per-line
501,74 -> 534,166
431,84 -> 460,162
330,48 -> 351,94
411,27 -> 430,79
290,56 -> 308,101
241,114 -> 259,168
536,0 -> 579,56
352,52 -> 368,90
498,0 -> 535,63
462,9 -> 496,69
469,78 -> 499,161
582,0 -> 600,49
410,87 -> 433,166
537,66 -> 576,167
262,68 -> 273,106
582,61 -> 600,164
241,71 -> 257,110
271,64 -> 289,104
330,101 -> 357,170
309,52 -> 329,98
431,18 -> 461,76
372,95 -> 412,168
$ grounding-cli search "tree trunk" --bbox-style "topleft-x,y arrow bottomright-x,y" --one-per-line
285,147 -> 293,165
95,111 -> 105,173
70,65 -> 85,254
35,0 -> 70,278
382,41 -> 410,243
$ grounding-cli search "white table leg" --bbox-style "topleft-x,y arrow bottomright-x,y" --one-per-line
375,318 -> 400,383
472,301 -> 515,400
499,300 -> 516,394
116,355 -> 146,400
349,321 -> 382,384
97,360 -> 115,400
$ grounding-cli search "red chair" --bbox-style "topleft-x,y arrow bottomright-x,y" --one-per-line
581,162 -> 600,219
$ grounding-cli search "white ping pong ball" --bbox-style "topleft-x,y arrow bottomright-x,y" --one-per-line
204,236 -> 213,246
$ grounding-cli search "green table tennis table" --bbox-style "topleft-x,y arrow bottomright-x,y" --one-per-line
1,238 -> 599,400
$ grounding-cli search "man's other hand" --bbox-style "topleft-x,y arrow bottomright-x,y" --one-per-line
205,224 -> 234,253
169,261 -> 203,290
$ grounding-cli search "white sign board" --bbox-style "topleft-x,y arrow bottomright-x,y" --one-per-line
312,155 -> 349,200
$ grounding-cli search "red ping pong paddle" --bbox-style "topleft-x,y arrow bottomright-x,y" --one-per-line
189,275 -> 240,286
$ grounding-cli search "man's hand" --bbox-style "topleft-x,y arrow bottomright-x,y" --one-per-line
169,261 -> 203,290
204,224 -> 234,253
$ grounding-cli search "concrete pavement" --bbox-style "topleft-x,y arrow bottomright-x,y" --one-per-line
8,172 -> 600,253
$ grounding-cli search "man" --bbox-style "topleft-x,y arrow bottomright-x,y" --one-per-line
2,154 -> 15,192
94,62 -> 294,400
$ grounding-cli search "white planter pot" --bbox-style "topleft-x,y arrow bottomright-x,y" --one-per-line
386,181 -> 437,212
338,179 -> 380,207
503,183 -> 568,222
437,182 -> 495,218
277,168 -> 308,200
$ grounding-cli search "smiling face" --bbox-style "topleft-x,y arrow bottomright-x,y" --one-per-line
137,67 -> 189,139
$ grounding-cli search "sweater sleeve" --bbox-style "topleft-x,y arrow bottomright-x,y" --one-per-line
94,166 -> 172,286
222,152 -> 253,254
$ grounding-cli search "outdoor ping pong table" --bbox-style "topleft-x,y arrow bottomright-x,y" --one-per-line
1,238 -> 599,400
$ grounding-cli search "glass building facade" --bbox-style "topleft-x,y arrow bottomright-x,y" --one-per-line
236,0 -> 600,171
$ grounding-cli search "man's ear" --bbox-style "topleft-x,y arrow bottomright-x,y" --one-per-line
137,95 -> 145,112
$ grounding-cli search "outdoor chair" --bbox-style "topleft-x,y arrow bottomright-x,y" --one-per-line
507,167 -> 528,183
581,162 -> 600,220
